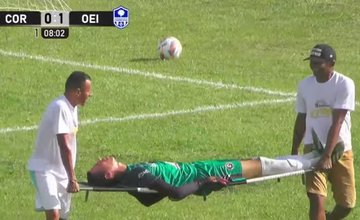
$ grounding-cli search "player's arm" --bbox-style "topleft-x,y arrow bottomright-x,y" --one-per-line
136,170 -> 227,201
149,176 -> 229,200
117,168 -> 166,206
57,133 -> 79,192
292,113 -> 306,155
125,172 -> 207,206
148,176 -> 210,201
125,168 -> 227,206
128,192 -> 166,207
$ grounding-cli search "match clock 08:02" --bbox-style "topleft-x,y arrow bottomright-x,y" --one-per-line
39,27 -> 69,39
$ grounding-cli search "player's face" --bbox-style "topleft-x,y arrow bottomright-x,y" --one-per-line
78,79 -> 92,106
90,156 -> 119,178
95,156 -> 119,170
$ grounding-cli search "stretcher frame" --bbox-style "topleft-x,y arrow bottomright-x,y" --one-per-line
79,169 -> 312,201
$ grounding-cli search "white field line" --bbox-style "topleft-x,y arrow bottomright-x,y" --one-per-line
0,49 -> 295,97
1,49 -> 358,134
0,97 -> 295,134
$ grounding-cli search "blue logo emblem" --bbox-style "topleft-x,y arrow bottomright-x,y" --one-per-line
113,6 -> 129,29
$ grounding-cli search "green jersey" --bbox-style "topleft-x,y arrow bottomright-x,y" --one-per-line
127,160 -> 243,187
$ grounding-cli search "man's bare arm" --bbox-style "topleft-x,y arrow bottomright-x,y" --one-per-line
292,113 -> 306,155
57,133 -> 79,192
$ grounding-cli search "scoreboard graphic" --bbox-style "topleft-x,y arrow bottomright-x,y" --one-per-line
0,6 -> 129,39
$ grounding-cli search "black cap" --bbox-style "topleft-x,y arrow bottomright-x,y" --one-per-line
304,44 -> 336,62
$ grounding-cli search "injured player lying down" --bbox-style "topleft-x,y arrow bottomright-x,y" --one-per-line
86,150 -> 328,207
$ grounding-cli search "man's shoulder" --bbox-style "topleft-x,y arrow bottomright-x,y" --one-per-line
301,75 -> 315,81
298,75 -> 315,87
47,96 -> 74,112
126,166 -> 150,178
120,167 -> 154,186
47,96 -> 65,107
334,71 -> 354,85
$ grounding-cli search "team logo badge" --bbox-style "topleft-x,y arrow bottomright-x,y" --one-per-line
225,162 -> 234,170
113,6 -> 129,29
138,169 -> 150,178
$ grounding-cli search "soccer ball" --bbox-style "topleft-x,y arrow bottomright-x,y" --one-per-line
158,37 -> 182,60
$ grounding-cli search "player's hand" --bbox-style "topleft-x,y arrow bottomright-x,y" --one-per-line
67,179 -> 80,193
315,155 -> 332,171
207,176 -> 229,185
206,176 -> 229,191
291,149 -> 299,155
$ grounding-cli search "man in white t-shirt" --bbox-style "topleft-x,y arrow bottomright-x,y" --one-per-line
291,44 -> 355,220
28,71 -> 92,220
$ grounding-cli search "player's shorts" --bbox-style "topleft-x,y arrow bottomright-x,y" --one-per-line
193,159 -> 243,180
29,171 -> 72,219
304,145 -> 356,208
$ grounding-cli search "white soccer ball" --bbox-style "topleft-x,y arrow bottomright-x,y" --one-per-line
158,36 -> 182,60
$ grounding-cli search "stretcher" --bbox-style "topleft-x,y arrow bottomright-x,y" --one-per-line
79,130 -> 344,202
79,169 -> 312,202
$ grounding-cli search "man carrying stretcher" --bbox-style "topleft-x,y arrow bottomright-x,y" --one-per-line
86,135 -> 344,207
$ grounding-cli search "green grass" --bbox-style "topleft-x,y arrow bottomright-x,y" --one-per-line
0,0 -> 360,219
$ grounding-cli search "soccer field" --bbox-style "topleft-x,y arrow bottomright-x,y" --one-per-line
0,0 -> 359,219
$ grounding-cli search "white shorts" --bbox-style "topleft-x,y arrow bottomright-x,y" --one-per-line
29,171 -> 71,219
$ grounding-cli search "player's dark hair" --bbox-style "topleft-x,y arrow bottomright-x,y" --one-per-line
87,170 -> 117,187
65,71 -> 91,92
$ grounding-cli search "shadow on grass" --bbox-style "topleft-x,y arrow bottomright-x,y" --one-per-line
130,57 -> 160,62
